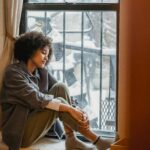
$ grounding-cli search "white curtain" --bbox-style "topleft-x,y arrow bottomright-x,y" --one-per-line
0,0 -> 23,128
0,0 -> 23,90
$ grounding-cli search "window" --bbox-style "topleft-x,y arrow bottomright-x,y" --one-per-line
20,0 -> 120,137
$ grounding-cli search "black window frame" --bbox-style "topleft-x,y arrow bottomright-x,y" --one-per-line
20,0 -> 120,137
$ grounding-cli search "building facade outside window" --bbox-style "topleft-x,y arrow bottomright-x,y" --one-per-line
20,0 -> 120,137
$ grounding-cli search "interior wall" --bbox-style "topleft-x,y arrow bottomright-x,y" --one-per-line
120,0 -> 150,149
129,0 -> 150,149
118,0 -> 131,138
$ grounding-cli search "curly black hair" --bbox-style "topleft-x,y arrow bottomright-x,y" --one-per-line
14,31 -> 52,64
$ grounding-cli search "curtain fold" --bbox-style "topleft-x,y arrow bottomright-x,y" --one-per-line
0,0 -> 23,128
0,0 -> 23,90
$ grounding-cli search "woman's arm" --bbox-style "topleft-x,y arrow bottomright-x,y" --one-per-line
44,68 -> 89,126
59,103 -> 89,128
2,68 -> 53,109
47,68 -> 58,90
45,100 -> 88,126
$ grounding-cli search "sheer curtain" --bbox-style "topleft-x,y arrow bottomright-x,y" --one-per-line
0,0 -> 23,128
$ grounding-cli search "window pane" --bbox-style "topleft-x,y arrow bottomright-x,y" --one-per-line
28,0 -> 119,3
26,10 -> 117,133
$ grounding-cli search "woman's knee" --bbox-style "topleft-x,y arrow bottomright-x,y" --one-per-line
57,97 -> 69,105
49,82 -> 71,104
54,82 -> 69,92
59,112 -> 79,131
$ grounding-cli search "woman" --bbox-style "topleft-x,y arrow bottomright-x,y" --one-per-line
0,31 -> 114,150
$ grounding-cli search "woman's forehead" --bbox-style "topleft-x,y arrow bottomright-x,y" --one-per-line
40,46 -> 49,52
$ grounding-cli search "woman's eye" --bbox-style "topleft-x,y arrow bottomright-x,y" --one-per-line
42,51 -> 46,54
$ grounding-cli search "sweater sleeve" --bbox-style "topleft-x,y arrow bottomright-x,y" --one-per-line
45,98 -> 62,111
2,68 -> 53,109
47,68 -> 58,90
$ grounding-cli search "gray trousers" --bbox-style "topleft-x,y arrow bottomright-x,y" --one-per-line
21,83 -> 78,148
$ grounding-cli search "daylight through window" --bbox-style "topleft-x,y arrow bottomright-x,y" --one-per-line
21,0 -> 120,136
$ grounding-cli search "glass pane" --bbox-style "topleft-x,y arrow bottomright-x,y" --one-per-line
26,10 -> 117,133
28,0 -> 119,3
82,12 -> 101,129
102,11 -> 117,131
65,12 -> 82,104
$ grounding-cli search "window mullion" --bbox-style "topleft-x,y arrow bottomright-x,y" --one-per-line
81,12 -> 84,105
63,11 -> 66,82
99,11 -> 103,129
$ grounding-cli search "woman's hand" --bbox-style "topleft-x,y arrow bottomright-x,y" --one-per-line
69,107 -> 89,129
59,103 -> 89,129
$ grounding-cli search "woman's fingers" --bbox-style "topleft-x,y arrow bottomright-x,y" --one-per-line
82,113 -> 88,121
78,119 -> 90,129
70,107 -> 84,122
70,107 -> 90,128
78,110 -> 89,122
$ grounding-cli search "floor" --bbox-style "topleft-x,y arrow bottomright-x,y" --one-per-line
0,134 -> 113,150
0,134 -> 94,150
0,133 -> 66,150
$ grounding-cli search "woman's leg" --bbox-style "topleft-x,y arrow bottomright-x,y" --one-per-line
21,82 -> 115,149
21,109 -> 59,147
49,83 -> 97,139
58,103 -> 116,150
49,83 -> 96,150
50,82 -> 116,150
21,82 -> 70,147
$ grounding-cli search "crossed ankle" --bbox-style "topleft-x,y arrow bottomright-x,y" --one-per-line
93,136 -> 100,145
66,131 -> 74,137
94,136 -> 117,150
65,134 -> 95,150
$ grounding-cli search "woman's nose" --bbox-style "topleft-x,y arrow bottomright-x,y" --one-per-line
44,55 -> 48,61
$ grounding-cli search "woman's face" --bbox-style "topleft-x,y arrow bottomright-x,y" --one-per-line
30,46 -> 49,68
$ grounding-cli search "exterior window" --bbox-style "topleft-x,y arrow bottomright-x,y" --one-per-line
21,0 -> 120,136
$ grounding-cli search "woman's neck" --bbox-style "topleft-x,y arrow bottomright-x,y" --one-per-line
26,59 -> 36,75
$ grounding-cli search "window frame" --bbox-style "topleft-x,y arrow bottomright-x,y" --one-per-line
20,0 -> 120,137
